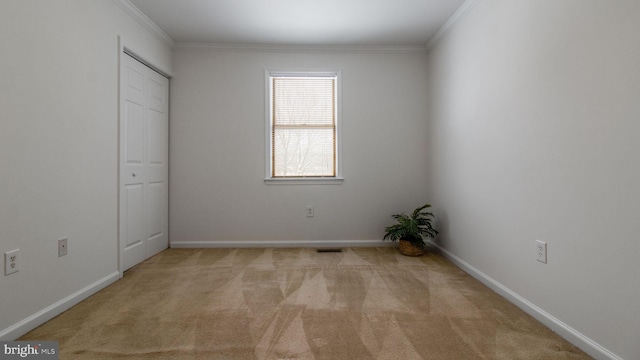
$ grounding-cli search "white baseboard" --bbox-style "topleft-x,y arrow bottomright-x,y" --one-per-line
0,271 -> 120,341
430,242 -> 622,360
170,239 -> 392,249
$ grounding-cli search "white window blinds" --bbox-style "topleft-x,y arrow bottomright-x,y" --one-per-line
271,75 -> 337,178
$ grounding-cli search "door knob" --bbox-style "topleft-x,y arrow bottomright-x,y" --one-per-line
132,172 -> 137,177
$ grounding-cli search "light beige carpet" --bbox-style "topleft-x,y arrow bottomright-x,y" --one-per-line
20,247 -> 591,359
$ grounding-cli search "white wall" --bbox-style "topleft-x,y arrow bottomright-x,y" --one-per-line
170,48 -> 430,246
427,1 -> 640,359
0,0 -> 172,338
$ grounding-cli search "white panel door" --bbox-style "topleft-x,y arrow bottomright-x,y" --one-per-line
120,53 -> 169,271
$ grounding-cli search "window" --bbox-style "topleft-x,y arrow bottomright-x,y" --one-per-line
266,71 -> 342,184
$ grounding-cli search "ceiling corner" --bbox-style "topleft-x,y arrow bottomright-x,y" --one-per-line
112,0 -> 175,48
426,0 -> 482,51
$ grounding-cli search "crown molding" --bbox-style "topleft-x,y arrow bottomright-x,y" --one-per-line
112,0 -> 478,53
174,42 -> 428,54
112,0 -> 175,48
426,0 -> 481,51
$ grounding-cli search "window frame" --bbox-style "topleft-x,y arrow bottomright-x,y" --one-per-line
264,70 -> 343,185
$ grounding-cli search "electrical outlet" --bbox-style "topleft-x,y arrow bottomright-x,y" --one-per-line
58,238 -> 68,257
306,205 -> 314,218
536,240 -> 547,263
4,249 -> 20,276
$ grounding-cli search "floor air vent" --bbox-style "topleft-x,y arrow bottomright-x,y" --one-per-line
316,248 -> 343,253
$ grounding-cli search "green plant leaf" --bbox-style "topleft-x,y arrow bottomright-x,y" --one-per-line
383,203 -> 438,245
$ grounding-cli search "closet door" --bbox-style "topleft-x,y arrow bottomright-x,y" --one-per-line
120,53 -> 169,271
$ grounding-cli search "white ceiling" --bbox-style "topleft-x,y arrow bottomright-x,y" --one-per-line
128,0 -> 467,46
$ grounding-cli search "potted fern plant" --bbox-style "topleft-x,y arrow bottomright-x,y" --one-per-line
383,203 -> 438,256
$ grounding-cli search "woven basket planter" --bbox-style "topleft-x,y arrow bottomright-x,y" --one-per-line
398,239 -> 425,257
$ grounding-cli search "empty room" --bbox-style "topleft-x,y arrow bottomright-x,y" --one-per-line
1,0 -> 638,359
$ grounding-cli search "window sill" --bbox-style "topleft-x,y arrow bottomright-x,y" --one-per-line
264,177 -> 344,185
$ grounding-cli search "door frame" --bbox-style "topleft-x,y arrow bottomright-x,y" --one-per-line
117,36 -> 172,277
